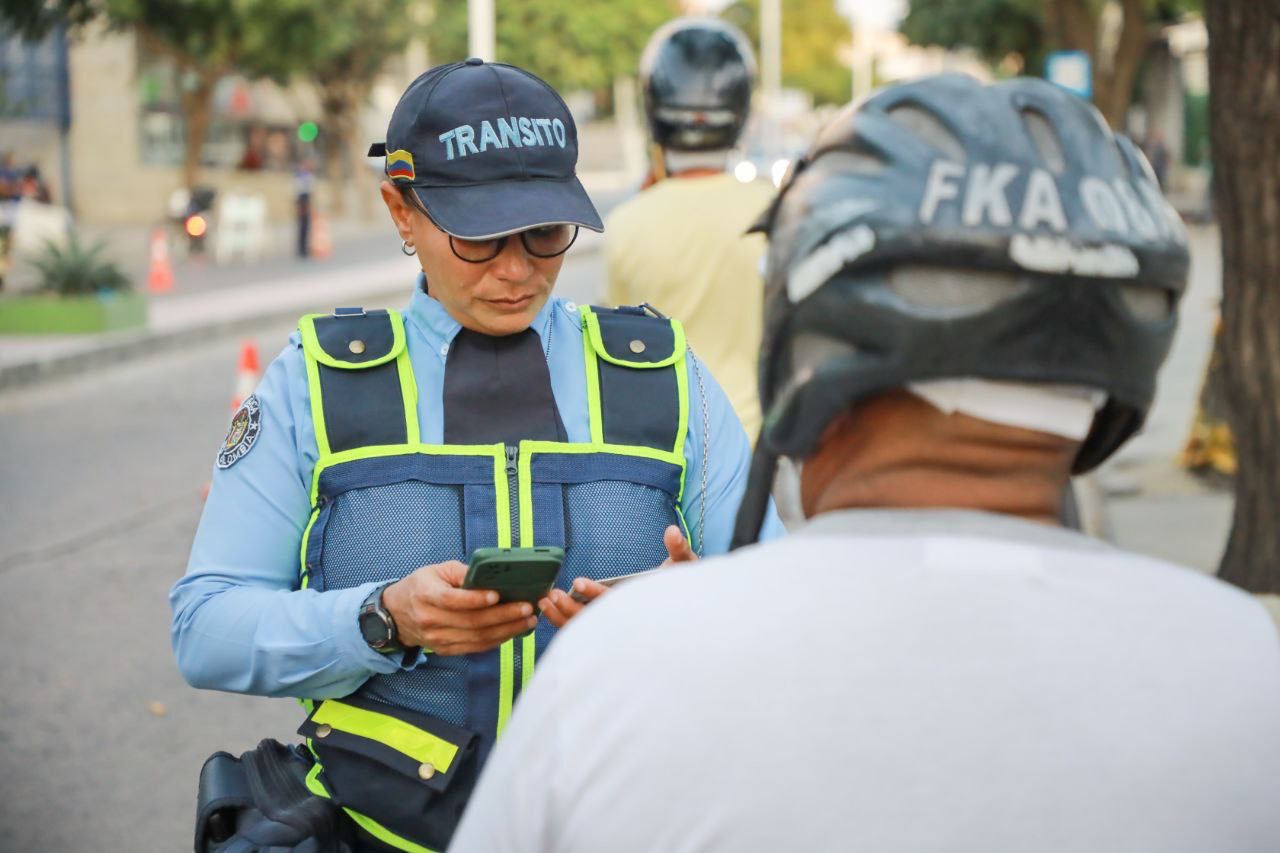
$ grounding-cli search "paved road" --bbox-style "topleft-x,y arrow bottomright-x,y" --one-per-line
0,252 -> 604,852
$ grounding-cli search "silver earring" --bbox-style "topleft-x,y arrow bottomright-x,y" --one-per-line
401,241 -> 417,256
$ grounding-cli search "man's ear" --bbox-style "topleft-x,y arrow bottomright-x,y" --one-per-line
379,181 -> 415,242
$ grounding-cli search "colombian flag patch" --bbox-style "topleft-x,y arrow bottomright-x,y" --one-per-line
386,149 -> 416,182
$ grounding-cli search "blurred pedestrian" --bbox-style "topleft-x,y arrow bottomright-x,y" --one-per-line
1144,126 -> 1171,191
19,165 -> 51,203
453,74 -> 1280,853
0,152 -> 20,201
173,58 -> 773,853
295,158 -> 315,257
604,18 -> 772,441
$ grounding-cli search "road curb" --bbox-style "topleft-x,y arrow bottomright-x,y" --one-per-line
0,285 -> 408,392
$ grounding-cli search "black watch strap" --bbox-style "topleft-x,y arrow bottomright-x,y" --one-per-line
359,582 -> 405,655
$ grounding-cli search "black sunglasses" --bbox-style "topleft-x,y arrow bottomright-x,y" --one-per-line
402,189 -> 579,263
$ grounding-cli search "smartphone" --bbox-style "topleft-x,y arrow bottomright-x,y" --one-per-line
569,566 -> 665,604
463,547 -> 565,605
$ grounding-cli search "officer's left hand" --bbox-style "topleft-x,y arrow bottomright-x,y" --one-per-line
539,578 -> 608,629
658,523 -> 697,566
540,525 -> 696,628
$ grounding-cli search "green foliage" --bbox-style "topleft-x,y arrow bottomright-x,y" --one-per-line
721,0 -> 853,106
248,0 -> 414,88
900,0 -> 1044,73
104,0 -> 317,78
426,0 -> 678,94
900,0 -> 1204,76
31,235 -> 132,296
0,0 -> 96,40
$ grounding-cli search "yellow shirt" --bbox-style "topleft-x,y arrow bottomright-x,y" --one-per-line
604,173 -> 775,441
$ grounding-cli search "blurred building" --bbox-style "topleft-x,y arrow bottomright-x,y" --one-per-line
0,24 -> 70,205
0,21 -> 365,225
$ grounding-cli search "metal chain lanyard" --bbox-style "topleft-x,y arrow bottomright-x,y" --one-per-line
689,347 -> 709,557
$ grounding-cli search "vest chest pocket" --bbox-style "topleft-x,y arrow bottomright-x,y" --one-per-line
309,453 -> 508,594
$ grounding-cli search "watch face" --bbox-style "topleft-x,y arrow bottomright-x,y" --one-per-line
359,608 -> 392,648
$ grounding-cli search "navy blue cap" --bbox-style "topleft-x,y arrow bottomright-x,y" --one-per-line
369,59 -> 604,240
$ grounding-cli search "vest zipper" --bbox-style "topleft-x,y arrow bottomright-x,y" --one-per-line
505,444 -> 519,545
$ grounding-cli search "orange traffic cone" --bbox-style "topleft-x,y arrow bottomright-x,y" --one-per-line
312,213 -> 332,259
232,341 -> 261,411
147,227 -> 174,293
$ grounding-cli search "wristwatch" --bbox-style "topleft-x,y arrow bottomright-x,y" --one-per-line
358,583 -> 405,654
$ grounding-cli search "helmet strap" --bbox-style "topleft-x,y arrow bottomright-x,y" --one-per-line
730,441 -> 779,549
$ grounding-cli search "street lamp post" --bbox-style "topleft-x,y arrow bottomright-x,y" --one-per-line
468,0 -> 495,62
760,0 -> 782,157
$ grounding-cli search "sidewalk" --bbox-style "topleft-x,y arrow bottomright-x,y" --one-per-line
1096,224 -> 1231,574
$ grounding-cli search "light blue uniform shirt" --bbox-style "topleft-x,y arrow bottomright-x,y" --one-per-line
171,284 -> 781,700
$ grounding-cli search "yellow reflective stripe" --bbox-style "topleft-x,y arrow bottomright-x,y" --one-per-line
299,505 -> 321,589
518,439 -> 684,468
303,760 -> 328,798
521,631 -> 536,692
581,307 -> 686,369
310,701 -> 460,774
673,332 -> 690,458
517,446 -> 535,549
497,639 -> 515,736
396,348 -> 420,446
494,452 -> 512,549
580,308 -> 606,444
303,345 -> 332,459
342,808 -> 438,853
297,312 -> 407,371
308,444 -> 505,502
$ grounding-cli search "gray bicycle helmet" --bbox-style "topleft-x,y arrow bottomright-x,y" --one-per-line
733,74 -> 1190,546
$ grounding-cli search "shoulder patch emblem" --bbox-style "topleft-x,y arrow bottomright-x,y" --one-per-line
217,394 -> 262,469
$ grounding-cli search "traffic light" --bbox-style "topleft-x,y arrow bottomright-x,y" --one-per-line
297,121 -> 319,143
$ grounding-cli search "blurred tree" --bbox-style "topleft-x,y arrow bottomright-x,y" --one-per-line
1203,0 -> 1280,591
105,0 -> 314,189
249,0 -> 415,215
426,0 -> 677,98
899,0 -> 1201,127
900,0 -> 1046,74
721,0 -> 853,106
0,0 -> 96,39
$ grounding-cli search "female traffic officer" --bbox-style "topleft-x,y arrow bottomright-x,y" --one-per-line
171,59 -> 772,852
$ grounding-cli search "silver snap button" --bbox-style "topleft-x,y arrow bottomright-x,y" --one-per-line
315,724 -> 332,738
348,340 -> 366,355
417,763 -> 436,780
629,339 -> 646,354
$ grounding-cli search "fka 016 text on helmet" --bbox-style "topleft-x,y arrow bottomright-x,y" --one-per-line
733,73 -> 1190,545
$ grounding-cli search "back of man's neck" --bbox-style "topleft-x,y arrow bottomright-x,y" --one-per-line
806,463 -> 1069,526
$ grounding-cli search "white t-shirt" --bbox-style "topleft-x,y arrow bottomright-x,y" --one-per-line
452,510 -> 1280,853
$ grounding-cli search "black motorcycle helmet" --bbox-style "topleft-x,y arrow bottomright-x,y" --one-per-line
639,17 -> 756,152
732,74 -> 1190,547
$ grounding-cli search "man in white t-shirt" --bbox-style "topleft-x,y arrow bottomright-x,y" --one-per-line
452,74 -> 1280,853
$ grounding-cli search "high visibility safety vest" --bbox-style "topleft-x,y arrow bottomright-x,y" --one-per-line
293,304 -> 692,852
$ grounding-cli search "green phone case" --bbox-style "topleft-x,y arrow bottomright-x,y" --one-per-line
463,546 -> 565,605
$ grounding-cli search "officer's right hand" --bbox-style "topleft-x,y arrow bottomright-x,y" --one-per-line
382,561 -> 539,656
